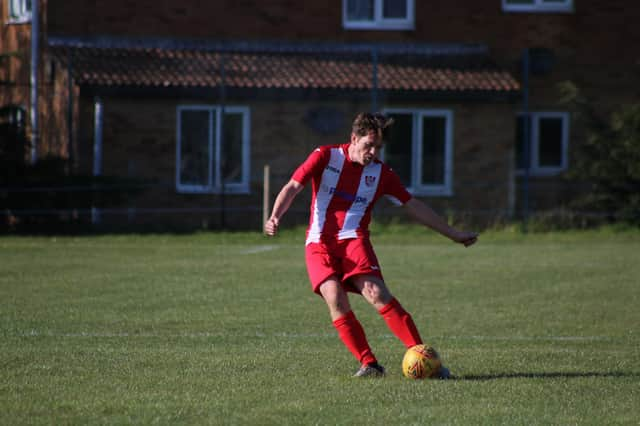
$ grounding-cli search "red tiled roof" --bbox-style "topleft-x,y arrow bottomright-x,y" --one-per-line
51,46 -> 520,93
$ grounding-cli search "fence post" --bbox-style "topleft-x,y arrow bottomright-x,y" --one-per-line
263,164 -> 270,231
92,96 -> 103,225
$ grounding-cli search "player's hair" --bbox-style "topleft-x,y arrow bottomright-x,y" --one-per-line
351,112 -> 394,139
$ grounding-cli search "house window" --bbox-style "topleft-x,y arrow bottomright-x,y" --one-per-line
343,0 -> 414,30
502,0 -> 573,13
516,112 -> 569,175
9,0 -> 32,22
176,105 -> 250,194
383,109 -> 453,196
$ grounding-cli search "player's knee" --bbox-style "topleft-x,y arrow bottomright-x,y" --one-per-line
319,280 -> 350,314
361,280 -> 391,305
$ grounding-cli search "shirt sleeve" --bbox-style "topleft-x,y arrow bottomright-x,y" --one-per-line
382,166 -> 413,206
291,147 -> 329,186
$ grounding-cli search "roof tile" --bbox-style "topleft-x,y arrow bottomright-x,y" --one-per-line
52,46 -> 520,94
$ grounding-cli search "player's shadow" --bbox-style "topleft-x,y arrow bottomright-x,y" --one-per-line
454,371 -> 639,381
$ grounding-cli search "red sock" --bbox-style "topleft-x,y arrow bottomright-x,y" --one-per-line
332,311 -> 377,365
378,298 -> 423,348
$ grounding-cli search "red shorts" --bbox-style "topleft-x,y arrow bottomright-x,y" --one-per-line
305,238 -> 384,294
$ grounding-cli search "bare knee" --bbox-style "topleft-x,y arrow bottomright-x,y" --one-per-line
352,276 -> 392,308
319,279 -> 351,321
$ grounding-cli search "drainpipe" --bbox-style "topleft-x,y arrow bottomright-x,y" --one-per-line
371,46 -> 378,112
67,50 -> 74,168
521,48 -> 531,233
219,54 -> 226,228
29,0 -> 39,164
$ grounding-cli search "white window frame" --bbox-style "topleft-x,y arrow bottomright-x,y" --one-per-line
517,111 -> 570,176
176,105 -> 251,194
8,0 -> 32,23
343,0 -> 415,30
502,0 -> 573,13
383,108 -> 454,197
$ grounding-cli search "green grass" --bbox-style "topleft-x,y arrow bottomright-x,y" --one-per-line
1,226 -> 639,425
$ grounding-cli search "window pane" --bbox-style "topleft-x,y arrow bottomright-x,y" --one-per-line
179,110 -> 211,186
10,0 -> 30,16
505,0 -> 534,4
9,0 -> 19,16
421,116 -> 446,185
385,113 -> 413,187
346,0 -> 374,21
515,115 -> 532,169
383,0 -> 407,18
538,117 -> 563,167
221,112 -> 243,185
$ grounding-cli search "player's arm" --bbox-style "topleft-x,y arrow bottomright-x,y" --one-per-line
403,198 -> 478,247
264,179 -> 304,236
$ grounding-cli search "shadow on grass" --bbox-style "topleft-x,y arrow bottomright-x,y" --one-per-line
455,371 -> 640,381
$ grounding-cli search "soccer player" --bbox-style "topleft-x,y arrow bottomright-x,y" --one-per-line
264,112 -> 478,377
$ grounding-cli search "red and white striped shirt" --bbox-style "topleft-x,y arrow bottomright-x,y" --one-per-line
292,143 -> 412,245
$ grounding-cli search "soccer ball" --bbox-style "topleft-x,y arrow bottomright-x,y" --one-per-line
402,344 -> 442,379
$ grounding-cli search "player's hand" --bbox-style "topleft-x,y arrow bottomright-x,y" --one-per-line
264,217 -> 279,236
453,230 -> 478,247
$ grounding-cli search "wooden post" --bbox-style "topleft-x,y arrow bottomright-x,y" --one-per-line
262,165 -> 270,231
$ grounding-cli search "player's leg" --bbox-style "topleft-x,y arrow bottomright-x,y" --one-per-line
351,275 -> 451,378
344,240 -> 449,377
306,242 -> 380,374
317,276 -> 351,321
344,237 -> 424,349
350,273 -> 392,309
318,279 -> 380,373
352,274 -> 423,349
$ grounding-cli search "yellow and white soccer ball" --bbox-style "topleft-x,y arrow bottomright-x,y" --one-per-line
402,344 -> 442,379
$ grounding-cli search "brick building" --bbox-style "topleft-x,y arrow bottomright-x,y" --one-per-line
2,0 -> 639,229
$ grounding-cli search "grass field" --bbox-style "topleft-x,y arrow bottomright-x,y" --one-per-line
1,225 -> 639,425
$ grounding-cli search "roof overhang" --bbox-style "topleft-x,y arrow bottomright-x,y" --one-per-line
48,36 -> 521,99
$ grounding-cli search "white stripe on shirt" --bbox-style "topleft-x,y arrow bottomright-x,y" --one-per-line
306,147 -> 345,245
338,161 -> 382,240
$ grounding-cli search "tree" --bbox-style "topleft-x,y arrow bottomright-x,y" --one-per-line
560,82 -> 640,224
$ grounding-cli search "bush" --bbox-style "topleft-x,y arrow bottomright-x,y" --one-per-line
559,82 -> 640,225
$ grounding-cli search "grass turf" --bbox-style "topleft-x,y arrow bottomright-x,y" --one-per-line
1,226 -> 639,424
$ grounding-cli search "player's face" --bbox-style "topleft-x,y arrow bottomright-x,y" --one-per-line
350,132 -> 383,166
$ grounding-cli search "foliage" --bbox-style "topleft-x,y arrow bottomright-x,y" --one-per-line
559,81 -> 640,224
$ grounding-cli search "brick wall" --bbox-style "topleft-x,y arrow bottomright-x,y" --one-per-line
41,0 -> 640,226
74,93 -> 514,229
46,1 -> 640,69
1,0 -> 69,161
1,3 -> 32,126
46,0 -> 640,140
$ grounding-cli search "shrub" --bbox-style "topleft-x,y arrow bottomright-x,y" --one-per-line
559,82 -> 640,225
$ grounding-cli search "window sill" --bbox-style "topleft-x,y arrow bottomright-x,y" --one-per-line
409,187 -> 453,197
176,186 -> 250,195
515,168 -> 567,177
6,16 -> 32,24
343,22 -> 414,31
502,7 -> 574,14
